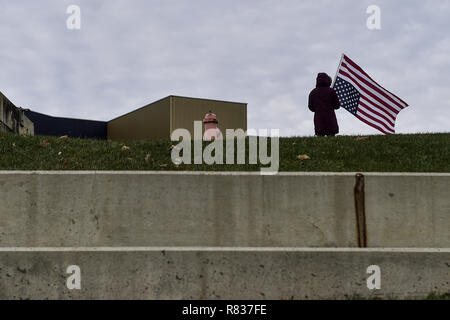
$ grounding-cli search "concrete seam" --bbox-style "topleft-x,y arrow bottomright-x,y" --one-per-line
0,247 -> 449,252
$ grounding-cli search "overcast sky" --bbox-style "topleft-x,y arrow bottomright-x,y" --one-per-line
1,0 -> 449,136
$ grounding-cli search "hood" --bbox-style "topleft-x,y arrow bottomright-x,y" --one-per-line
316,73 -> 332,88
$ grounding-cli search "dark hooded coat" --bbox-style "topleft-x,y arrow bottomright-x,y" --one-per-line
308,73 -> 340,136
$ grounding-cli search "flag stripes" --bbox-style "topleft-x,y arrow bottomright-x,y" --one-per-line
333,54 -> 408,134
342,56 -> 408,108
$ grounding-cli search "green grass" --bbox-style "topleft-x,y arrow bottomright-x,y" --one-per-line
0,131 -> 449,171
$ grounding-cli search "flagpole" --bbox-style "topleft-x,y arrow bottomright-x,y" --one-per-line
331,53 -> 345,88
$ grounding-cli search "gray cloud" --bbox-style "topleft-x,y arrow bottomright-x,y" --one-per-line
0,0 -> 448,136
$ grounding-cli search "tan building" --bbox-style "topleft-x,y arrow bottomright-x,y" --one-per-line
107,95 -> 247,141
0,91 -> 34,135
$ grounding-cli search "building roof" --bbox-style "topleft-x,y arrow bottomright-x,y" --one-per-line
108,95 -> 247,122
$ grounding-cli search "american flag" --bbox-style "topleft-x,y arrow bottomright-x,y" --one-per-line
332,54 -> 408,134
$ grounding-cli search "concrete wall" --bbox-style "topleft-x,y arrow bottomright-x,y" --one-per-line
0,171 -> 357,247
0,172 -> 448,248
0,248 -> 448,300
170,96 -> 247,137
0,172 -> 449,300
365,173 -> 450,247
107,97 -> 171,141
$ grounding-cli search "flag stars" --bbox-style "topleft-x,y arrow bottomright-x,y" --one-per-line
333,77 -> 360,116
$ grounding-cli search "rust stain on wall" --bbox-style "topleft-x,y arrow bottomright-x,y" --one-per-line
354,173 -> 367,247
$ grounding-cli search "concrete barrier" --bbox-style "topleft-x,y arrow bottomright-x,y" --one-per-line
0,172 -> 449,300
0,171 -> 357,247
0,171 -> 449,248
364,173 -> 450,247
0,247 -> 448,300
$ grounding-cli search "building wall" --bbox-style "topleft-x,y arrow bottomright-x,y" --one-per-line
0,94 -> 5,132
107,97 -> 170,141
170,96 -> 247,138
19,114 -> 34,136
24,110 -> 106,139
1,93 -> 247,140
0,92 -> 34,135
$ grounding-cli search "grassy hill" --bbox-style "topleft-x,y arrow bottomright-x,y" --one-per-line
0,131 -> 449,172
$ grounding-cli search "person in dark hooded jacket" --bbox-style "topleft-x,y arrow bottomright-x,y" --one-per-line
308,73 -> 340,136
